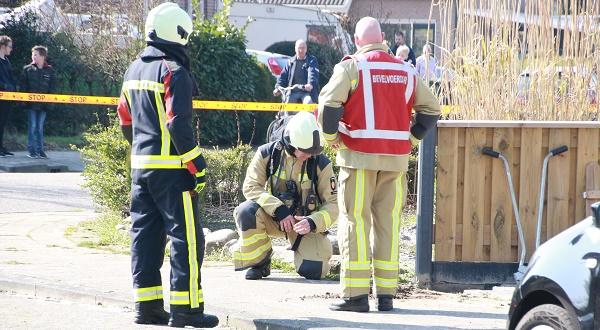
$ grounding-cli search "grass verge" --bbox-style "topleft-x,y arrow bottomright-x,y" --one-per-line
66,212 -> 130,254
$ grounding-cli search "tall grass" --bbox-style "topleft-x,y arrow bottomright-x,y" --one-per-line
436,0 -> 599,120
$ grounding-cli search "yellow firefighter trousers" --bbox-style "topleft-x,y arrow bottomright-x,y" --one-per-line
232,200 -> 332,279
338,167 -> 406,298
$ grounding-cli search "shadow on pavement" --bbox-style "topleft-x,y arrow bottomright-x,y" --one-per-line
261,277 -> 337,285
253,317 -> 501,330
386,307 -> 507,320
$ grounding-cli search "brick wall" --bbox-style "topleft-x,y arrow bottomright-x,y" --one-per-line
347,0 -> 441,57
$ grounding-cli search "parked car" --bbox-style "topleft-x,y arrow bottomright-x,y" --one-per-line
246,49 -> 290,78
507,202 -> 600,330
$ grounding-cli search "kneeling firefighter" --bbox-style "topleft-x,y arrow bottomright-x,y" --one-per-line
233,112 -> 338,280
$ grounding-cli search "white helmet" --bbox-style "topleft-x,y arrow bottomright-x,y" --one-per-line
283,112 -> 323,155
145,2 -> 193,46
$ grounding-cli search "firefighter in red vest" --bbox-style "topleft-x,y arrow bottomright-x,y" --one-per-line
117,2 -> 217,327
318,17 -> 440,312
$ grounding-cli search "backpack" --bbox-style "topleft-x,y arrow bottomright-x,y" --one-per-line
265,114 -> 293,143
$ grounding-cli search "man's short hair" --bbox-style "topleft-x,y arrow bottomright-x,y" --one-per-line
32,45 -> 48,57
395,31 -> 405,38
0,35 -> 11,46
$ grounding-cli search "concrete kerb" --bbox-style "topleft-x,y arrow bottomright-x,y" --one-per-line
0,277 -> 131,308
0,276 -> 303,330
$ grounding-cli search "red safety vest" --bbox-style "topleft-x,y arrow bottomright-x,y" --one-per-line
339,50 -> 416,155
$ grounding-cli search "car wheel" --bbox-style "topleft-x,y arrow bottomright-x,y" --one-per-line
516,304 -> 580,330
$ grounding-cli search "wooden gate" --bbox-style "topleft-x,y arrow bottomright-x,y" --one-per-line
434,121 -> 600,262
422,121 -> 600,287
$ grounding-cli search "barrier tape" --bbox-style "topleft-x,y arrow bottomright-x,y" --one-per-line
0,91 -> 315,112
0,90 -> 455,114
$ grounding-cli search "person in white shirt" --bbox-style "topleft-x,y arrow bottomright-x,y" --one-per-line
415,44 -> 438,82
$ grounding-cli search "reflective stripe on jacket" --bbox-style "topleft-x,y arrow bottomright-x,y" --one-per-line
117,46 -> 204,173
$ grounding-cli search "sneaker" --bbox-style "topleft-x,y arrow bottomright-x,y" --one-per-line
27,152 -> 37,159
0,148 -> 13,156
38,151 -> 48,159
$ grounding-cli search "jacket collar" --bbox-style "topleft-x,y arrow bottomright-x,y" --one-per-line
291,54 -> 311,63
354,43 -> 388,55
139,45 -> 168,60
29,61 -> 51,68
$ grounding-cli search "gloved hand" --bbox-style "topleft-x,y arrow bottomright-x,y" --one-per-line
409,134 -> 420,147
194,169 -> 206,193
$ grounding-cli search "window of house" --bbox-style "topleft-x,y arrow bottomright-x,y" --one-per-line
381,21 -> 436,58
307,25 -> 336,46
412,23 -> 435,57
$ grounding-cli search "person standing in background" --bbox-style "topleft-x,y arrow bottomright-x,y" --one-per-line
415,44 -> 439,83
21,45 -> 55,159
0,35 -> 16,157
390,31 -> 415,65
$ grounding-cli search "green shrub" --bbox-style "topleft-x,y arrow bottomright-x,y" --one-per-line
78,115 -> 130,214
265,41 -> 343,86
79,115 -> 256,212
188,2 -> 275,146
322,144 -> 338,176
202,144 -> 254,207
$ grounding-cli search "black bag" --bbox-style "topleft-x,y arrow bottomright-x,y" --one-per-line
265,114 -> 293,143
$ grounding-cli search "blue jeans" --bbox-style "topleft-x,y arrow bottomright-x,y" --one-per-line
287,91 -> 313,104
27,110 -> 46,154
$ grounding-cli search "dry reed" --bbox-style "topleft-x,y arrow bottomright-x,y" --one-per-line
435,0 -> 600,120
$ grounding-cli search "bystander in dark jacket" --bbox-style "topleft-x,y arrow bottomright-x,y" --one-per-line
0,35 -> 15,156
21,45 -> 55,158
275,40 -> 320,104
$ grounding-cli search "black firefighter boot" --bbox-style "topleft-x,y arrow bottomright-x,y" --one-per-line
134,300 -> 170,325
329,295 -> 370,312
377,295 -> 394,311
168,305 -> 219,328
245,256 -> 271,280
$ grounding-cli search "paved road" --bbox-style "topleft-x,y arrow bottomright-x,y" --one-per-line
0,290 -> 147,330
0,172 -> 511,329
0,173 -> 94,213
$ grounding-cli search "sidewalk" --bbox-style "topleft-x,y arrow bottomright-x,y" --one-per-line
0,151 -> 84,172
0,211 -> 511,329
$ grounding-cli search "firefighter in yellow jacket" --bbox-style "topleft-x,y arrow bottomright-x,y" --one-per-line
233,112 -> 338,280
318,17 -> 441,312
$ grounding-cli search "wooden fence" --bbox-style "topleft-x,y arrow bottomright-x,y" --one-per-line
435,121 -> 600,264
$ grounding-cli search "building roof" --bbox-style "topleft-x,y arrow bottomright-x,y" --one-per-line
234,0 -> 348,6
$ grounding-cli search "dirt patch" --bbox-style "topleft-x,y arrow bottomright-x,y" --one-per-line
300,284 -> 443,301
300,291 -> 340,300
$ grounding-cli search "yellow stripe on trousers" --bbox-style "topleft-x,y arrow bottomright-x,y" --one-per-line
391,174 -> 404,265
134,285 -> 163,302
170,290 -> 204,305
182,192 -> 200,308
374,276 -> 398,288
354,169 -> 367,263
